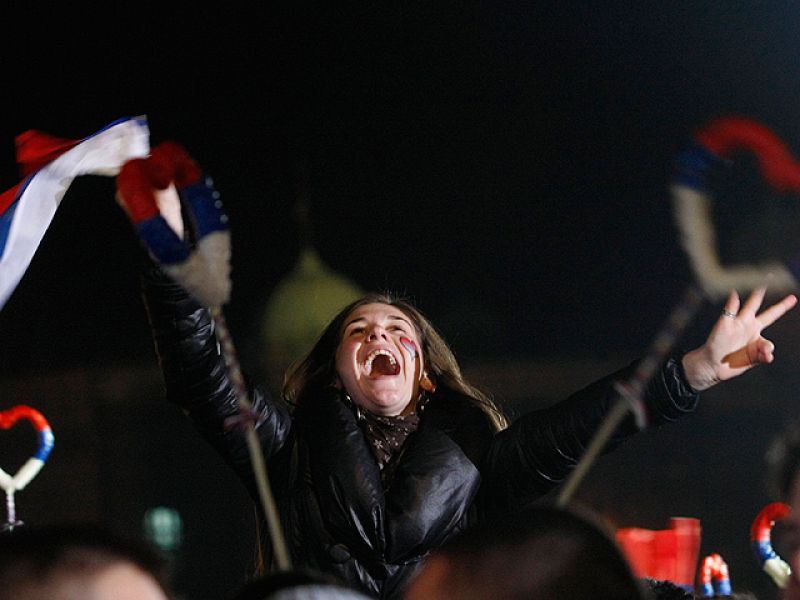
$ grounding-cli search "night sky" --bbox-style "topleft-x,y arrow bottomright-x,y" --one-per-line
4,4 -> 800,377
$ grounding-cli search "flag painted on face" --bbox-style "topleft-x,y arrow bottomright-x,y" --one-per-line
0,116 -> 150,310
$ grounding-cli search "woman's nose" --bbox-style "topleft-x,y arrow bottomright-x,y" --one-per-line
366,325 -> 387,341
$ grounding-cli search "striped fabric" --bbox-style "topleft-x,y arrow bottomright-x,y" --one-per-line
0,116 -> 150,310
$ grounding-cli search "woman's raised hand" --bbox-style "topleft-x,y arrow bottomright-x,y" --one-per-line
681,287 -> 797,391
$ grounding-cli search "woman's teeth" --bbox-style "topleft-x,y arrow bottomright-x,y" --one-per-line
364,349 -> 398,375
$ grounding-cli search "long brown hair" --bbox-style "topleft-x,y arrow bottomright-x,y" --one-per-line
282,292 -> 508,431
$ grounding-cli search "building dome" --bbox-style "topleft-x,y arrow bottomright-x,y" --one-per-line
260,245 -> 363,390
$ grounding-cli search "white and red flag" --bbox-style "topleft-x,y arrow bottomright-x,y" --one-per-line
0,116 -> 150,310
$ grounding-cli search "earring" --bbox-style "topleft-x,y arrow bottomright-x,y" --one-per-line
420,374 -> 436,393
342,393 -> 365,422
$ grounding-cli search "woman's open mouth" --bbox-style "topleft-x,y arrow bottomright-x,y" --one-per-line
363,349 -> 400,376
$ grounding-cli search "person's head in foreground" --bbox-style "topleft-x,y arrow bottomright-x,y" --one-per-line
231,568 -> 374,600
0,523 -> 172,600
403,503 -> 648,600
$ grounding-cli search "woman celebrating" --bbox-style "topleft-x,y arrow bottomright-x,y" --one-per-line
140,257 -> 795,599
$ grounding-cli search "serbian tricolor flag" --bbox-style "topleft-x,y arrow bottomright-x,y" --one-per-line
0,116 -> 150,310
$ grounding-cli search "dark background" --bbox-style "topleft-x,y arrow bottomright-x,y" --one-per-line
2,3 -> 800,599
5,2 -> 800,373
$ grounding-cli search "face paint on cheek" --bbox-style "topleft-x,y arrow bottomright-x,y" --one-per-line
400,337 -> 418,361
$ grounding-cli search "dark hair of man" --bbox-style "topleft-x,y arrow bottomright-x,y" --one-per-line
0,523 -> 171,598
421,503 -> 647,599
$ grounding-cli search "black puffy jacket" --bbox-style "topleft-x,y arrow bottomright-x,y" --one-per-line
141,272 -> 699,599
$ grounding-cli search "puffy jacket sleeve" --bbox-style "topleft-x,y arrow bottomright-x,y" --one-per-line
479,354 -> 698,513
140,266 -> 294,490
